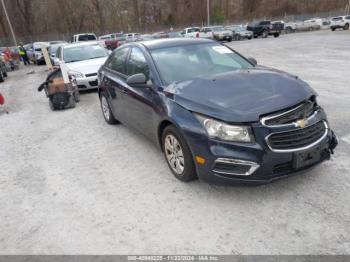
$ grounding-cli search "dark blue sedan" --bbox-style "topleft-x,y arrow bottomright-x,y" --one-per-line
98,38 -> 337,185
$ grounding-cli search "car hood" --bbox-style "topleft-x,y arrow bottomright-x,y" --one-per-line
164,67 -> 315,123
65,57 -> 107,75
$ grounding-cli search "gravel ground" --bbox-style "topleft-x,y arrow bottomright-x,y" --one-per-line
0,30 -> 349,255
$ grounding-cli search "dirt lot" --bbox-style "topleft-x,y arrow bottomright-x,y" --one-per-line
0,30 -> 349,255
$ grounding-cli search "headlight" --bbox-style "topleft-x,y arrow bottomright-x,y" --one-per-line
69,71 -> 84,78
195,114 -> 254,142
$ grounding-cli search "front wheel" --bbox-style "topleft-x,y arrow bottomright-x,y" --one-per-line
274,33 -> 280,38
162,125 -> 197,182
100,93 -> 118,125
262,30 -> 268,38
344,23 -> 349,30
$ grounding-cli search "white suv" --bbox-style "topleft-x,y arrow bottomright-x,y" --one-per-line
330,16 -> 350,31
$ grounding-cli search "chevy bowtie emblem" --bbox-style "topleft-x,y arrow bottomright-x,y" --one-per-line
296,119 -> 307,128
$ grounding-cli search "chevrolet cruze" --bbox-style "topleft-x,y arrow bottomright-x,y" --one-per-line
98,38 -> 337,184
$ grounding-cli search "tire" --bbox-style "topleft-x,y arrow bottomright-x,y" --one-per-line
74,91 -> 80,103
3,70 -> 7,77
285,27 -> 292,34
262,30 -> 268,38
248,36 -> 252,40
228,37 -> 232,42
344,23 -> 349,30
274,33 -> 280,38
100,93 -> 118,125
162,125 -> 197,182
0,71 -> 4,83
253,35 -> 258,38
331,27 -> 336,31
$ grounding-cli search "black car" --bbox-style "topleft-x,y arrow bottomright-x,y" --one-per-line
98,38 -> 337,185
247,20 -> 283,38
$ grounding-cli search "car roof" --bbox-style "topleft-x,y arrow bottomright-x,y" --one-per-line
138,38 -> 215,50
63,41 -> 102,49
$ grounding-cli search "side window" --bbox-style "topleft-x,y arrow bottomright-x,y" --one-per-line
126,48 -> 150,80
106,48 -> 129,75
56,47 -> 61,59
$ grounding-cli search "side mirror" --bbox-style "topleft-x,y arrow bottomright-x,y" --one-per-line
248,57 -> 257,66
126,73 -> 147,87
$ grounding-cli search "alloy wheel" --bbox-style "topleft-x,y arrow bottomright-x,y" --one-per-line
101,95 -> 110,120
164,134 -> 185,175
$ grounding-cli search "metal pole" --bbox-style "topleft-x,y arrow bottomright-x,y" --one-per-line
1,0 -> 17,46
207,0 -> 210,26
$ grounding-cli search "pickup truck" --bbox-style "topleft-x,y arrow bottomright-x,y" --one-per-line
247,21 -> 283,38
99,33 -> 126,50
181,27 -> 201,38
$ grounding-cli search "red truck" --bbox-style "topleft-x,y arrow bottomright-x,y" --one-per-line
99,33 -> 126,50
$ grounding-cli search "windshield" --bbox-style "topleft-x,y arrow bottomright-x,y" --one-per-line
63,44 -> 108,63
49,45 -> 62,54
151,43 -> 253,85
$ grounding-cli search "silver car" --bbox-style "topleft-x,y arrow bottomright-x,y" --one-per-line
54,42 -> 109,90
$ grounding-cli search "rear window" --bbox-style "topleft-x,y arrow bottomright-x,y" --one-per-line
78,34 -> 96,41
332,17 -> 342,21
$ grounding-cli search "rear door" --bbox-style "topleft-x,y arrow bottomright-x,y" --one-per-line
102,47 -> 130,122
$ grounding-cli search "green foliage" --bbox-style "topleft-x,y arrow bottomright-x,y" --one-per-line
211,7 -> 226,25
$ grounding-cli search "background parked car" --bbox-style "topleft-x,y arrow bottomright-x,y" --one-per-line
211,26 -> 233,41
247,20 -> 282,38
152,32 -> 169,39
125,33 -> 143,42
330,16 -> 350,31
99,33 -> 125,50
226,26 -> 253,40
181,27 -> 201,38
71,33 -> 97,43
0,56 -> 8,82
54,42 -> 109,90
26,42 -> 49,65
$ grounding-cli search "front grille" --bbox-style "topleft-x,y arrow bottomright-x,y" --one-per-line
267,121 -> 327,151
89,80 -> 98,87
263,100 -> 317,126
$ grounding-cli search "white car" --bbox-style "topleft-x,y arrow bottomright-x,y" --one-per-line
330,16 -> 350,31
27,42 -> 49,65
125,33 -> 142,42
181,27 -> 201,38
54,42 -> 109,90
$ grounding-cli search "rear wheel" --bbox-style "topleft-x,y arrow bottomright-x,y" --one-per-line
331,27 -> 336,31
162,125 -> 197,182
0,71 -> 4,83
344,23 -> 349,30
100,93 -> 118,125
274,33 -> 280,38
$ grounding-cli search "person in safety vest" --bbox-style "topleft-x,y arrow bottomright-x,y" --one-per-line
18,43 -> 30,65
